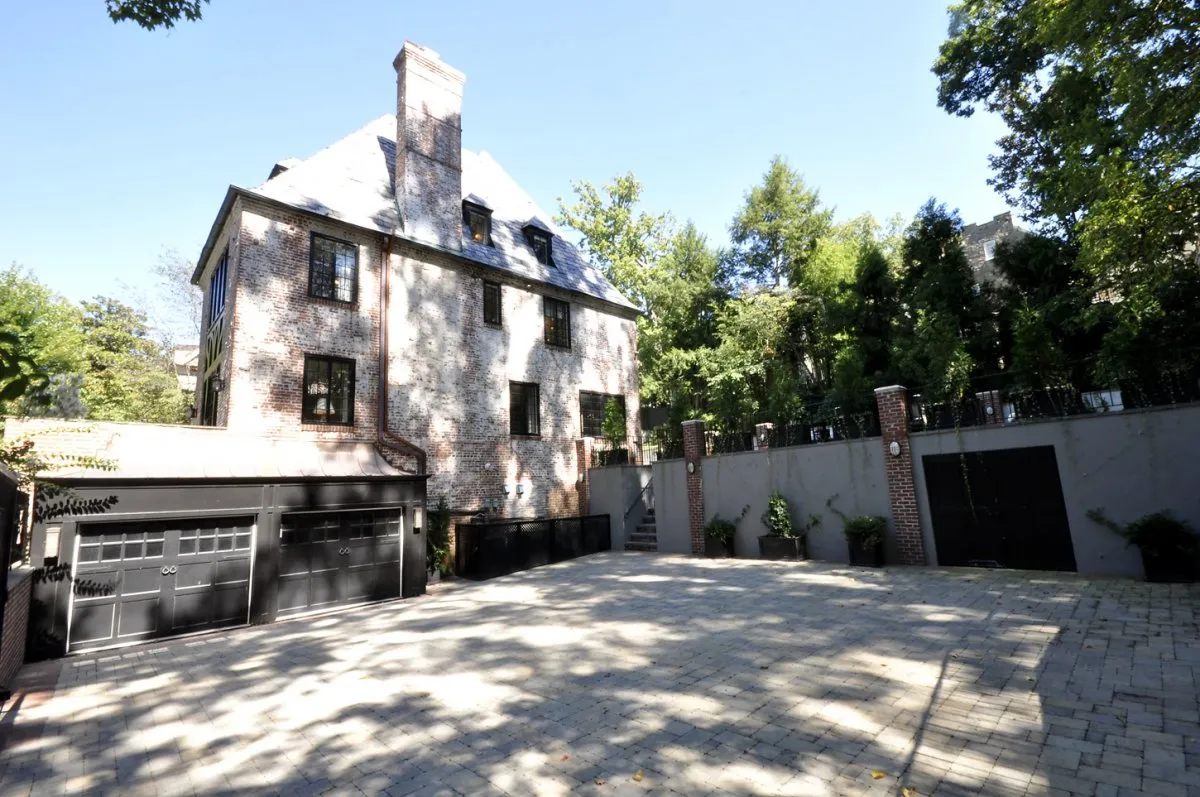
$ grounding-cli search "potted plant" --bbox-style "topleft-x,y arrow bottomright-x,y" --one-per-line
843,515 -> 886,567
1091,510 -> 1199,583
597,398 -> 629,465
704,516 -> 736,558
758,493 -> 806,560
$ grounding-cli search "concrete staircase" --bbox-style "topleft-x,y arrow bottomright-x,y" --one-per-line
625,507 -> 658,552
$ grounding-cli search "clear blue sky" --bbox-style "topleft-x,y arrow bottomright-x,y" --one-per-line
1,0 -> 1009,310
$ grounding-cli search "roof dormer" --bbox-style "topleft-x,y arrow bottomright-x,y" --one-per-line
462,197 -> 493,246
523,218 -> 554,266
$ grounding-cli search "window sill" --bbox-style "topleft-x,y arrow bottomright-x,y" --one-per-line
300,422 -> 358,431
509,434 -> 542,440
544,343 -> 572,351
483,322 -> 503,330
306,294 -> 357,309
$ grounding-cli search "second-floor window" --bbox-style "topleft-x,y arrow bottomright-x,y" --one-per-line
544,297 -> 571,348
310,233 -> 357,303
580,392 -> 625,438
302,354 -> 355,426
463,201 -> 493,245
483,280 -> 501,326
208,248 -> 229,321
510,381 -> 540,436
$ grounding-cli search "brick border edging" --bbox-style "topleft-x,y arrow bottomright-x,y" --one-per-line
875,386 -> 926,565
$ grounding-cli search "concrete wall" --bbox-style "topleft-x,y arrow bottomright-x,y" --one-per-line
701,439 -> 891,562
910,405 -> 1200,577
652,459 -> 691,554
587,465 -> 651,550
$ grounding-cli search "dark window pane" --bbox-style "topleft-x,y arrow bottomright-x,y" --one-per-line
180,538 -> 196,555
510,382 -> 540,435
303,356 -> 354,425
544,298 -> 570,348
468,210 -> 489,243
483,281 -> 501,326
101,543 -> 122,562
123,541 -> 144,560
199,536 -> 215,554
79,544 -> 100,563
310,234 -> 357,303
236,534 -> 251,551
330,361 -> 352,424
217,536 -> 233,552
145,540 -> 164,558
580,392 -> 624,438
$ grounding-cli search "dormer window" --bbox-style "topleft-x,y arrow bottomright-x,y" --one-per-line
523,222 -> 554,266
463,201 -> 492,246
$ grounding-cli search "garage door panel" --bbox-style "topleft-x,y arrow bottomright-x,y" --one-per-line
174,561 -> 214,590
70,603 -> 116,646
211,586 -> 250,623
215,558 -> 250,586
277,575 -> 312,614
116,596 -> 161,638
120,566 -> 164,598
281,509 -> 403,615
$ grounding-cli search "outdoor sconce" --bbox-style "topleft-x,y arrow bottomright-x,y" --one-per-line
889,440 -> 902,457
502,484 -> 510,495
516,483 -> 525,496
687,461 -> 696,474
211,376 -> 225,393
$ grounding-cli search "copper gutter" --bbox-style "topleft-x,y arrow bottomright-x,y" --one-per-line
377,233 -> 427,473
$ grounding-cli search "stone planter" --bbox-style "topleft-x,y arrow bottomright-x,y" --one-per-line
758,535 -> 805,561
705,534 -> 734,558
847,539 -> 884,567
1141,550 -> 1198,583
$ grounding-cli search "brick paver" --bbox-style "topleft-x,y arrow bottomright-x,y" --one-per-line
1,553 -> 1198,796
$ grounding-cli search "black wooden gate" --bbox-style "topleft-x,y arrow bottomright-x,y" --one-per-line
923,446 -> 1077,572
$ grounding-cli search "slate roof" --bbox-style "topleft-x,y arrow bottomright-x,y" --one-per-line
223,115 -> 636,312
4,418 -> 410,481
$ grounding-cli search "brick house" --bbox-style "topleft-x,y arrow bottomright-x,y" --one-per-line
962,211 -> 1025,285
192,41 -> 640,519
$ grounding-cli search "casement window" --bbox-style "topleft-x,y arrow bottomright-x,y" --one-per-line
483,280 -> 501,326
302,355 -> 355,425
580,392 -> 625,438
523,222 -> 554,266
983,239 -> 997,261
309,233 -> 358,303
463,201 -> 493,245
543,297 -> 571,348
509,381 -> 540,436
208,248 -> 229,320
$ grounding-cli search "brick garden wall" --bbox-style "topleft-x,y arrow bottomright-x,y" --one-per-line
1,570 -> 31,686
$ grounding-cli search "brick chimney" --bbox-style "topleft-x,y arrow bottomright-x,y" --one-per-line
393,42 -> 465,251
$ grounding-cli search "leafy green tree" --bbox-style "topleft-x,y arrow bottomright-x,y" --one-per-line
894,201 -> 995,399
830,244 -> 899,405
556,173 -> 672,312
79,297 -> 189,424
728,156 -> 833,288
106,0 -> 208,30
0,266 -> 86,416
934,0 -> 1200,297
639,223 -> 729,422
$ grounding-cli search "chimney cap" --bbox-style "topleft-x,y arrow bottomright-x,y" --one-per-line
393,40 -> 465,82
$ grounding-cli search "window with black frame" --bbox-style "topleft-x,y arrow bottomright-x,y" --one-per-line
543,297 -> 570,348
579,392 -> 625,438
463,202 -> 493,245
309,233 -> 357,303
483,280 -> 501,326
200,375 -> 219,427
509,381 -> 540,436
302,355 -> 355,425
209,248 -> 229,320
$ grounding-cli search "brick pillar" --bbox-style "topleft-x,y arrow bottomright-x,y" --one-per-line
682,420 -> 707,556
874,386 -> 926,565
575,438 -> 594,515
975,390 -> 1003,425
754,422 -> 773,450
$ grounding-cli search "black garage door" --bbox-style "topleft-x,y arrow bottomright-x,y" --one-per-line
70,517 -> 254,653
923,446 -> 1077,572
278,509 -> 402,617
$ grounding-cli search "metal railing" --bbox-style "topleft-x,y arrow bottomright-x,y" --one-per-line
590,430 -> 684,467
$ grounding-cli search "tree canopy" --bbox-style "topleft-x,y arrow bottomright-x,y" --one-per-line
105,0 -> 208,30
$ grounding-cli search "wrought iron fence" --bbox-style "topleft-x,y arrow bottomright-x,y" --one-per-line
454,514 -> 611,581
590,429 -> 684,468
704,395 -> 882,456
910,366 -> 1200,432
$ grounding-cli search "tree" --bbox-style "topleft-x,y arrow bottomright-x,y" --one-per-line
728,157 -> 832,288
893,201 -> 995,399
0,266 -> 86,416
79,297 -> 189,424
639,223 -> 730,422
934,0 -> 1200,295
106,0 -> 208,30
152,248 -> 202,345
830,244 -> 899,405
555,173 -> 672,312
701,291 -> 797,429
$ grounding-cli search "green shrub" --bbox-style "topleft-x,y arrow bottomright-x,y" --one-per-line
601,398 -> 627,442
426,496 -> 452,576
1121,512 -> 1197,559
761,493 -> 795,538
705,516 -> 736,544
843,515 -> 887,547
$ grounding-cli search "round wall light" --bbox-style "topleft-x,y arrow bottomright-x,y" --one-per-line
687,461 -> 696,474
889,441 -> 902,457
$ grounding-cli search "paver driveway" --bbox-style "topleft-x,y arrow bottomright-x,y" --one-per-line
2,553 -> 1199,796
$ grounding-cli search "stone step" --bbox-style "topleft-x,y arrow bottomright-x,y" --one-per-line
625,541 -> 658,552
644,507 -> 655,517
628,531 -> 658,544
636,523 -> 657,534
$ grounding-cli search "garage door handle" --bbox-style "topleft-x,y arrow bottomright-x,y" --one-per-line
160,565 -> 177,576
339,547 -> 349,556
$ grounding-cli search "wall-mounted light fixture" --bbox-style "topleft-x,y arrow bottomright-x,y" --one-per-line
211,376 -> 225,393
502,484 -> 510,495
889,440 -> 902,457
516,483 -> 525,496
